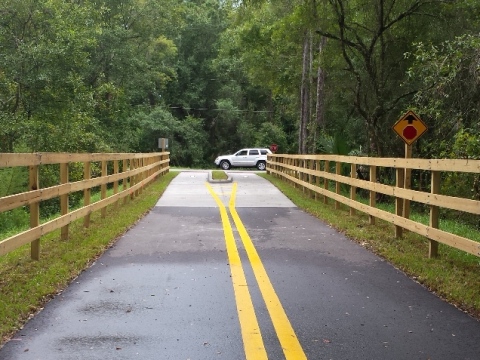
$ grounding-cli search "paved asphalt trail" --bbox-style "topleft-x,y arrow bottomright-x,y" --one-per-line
1,171 -> 480,359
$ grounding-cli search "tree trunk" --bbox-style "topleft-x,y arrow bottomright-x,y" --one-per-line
315,36 -> 327,132
299,32 -> 310,154
308,32 -> 314,153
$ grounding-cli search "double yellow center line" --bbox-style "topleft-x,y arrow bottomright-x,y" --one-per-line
206,182 -> 307,360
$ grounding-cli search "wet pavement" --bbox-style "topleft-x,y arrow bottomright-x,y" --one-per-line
1,171 -> 480,359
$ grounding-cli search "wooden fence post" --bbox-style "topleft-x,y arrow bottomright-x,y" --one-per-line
315,160 -> 320,201
148,155 -> 152,178
130,158 -> 135,200
137,158 -> 142,195
335,162 -> 342,210
162,153 -> 167,175
299,159 -> 303,191
60,163 -> 69,240
369,165 -> 377,225
429,171 -> 440,258
139,158 -> 144,195
324,161 -> 329,204
114,160 -> 119,208
404,144 -> 412,220
274,156 -> 278,178
301,159 -> 306,193
285,157 -> 288,180
101,160 -> 107,218
293,158 -> 296,187
291,157 -> 295,184
84,161 -> 91,228
135,159 -> 140,197
308,159 -> 313,198
350,163 -> 356,216
141,157 -> 144,184
123,159 -> 128,204
395,167 -> 405,238
273,155 -> 278,177
29,165 -> 40,260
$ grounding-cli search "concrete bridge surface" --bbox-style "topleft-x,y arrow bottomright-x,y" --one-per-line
1,171 -> 479,359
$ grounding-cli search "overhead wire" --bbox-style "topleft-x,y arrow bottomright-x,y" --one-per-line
168,106 -> 272,113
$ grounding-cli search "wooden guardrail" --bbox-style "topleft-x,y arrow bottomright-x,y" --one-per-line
0,152 -> 169,260
267,154 -> 480,258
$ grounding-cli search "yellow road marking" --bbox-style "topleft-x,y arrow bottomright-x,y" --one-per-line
229,183 -> 307,360
205,183 -> 268,360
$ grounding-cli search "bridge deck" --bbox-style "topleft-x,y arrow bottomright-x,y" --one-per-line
1,171 -> 479,359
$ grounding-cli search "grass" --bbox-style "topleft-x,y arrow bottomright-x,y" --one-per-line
260,173 -> 480,319
0,172 -> 178,346
211,170 -> 228,180
1,184 -> 144,242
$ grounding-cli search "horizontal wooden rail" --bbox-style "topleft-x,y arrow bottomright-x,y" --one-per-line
267,154 -> 480,258
273,154 -> 480,173
0,152 -> 170,259
0,152 -> 157,167
0,159 -> 168,213
283,164 -> 480,215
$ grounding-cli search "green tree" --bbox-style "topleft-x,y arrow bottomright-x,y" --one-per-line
315,0 -> 456,156
407,34 -> 480,159
131,107 -> 209,167
0,0 -> 180,153
0,0 -> 103,152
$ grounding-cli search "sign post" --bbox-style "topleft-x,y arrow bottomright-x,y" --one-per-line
404,144 -> 413,219
392,110 -> 427,229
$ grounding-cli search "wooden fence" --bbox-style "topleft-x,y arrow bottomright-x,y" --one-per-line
0,152 -> 169,260
267,154 -> 480,258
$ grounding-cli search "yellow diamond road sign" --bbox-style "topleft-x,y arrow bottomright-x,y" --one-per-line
392,110 -> 428,146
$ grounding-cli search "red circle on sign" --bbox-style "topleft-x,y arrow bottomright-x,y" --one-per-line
403,126 -> 417,140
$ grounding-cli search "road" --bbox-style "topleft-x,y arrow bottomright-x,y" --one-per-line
1,171 -> 479,359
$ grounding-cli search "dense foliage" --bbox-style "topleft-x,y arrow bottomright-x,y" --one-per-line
0,0 -> 478,166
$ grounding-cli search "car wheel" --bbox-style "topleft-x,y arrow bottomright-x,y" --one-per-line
256,161 -> 266,171
220,160 -> 231,170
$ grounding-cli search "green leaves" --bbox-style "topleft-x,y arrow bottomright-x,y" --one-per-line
0,0 -> 179,153
1,0 -> 479,169
130,107 -> 208,167
407,34 -> 480,158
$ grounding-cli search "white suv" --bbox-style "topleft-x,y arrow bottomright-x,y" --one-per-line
214,148 -> 272,170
